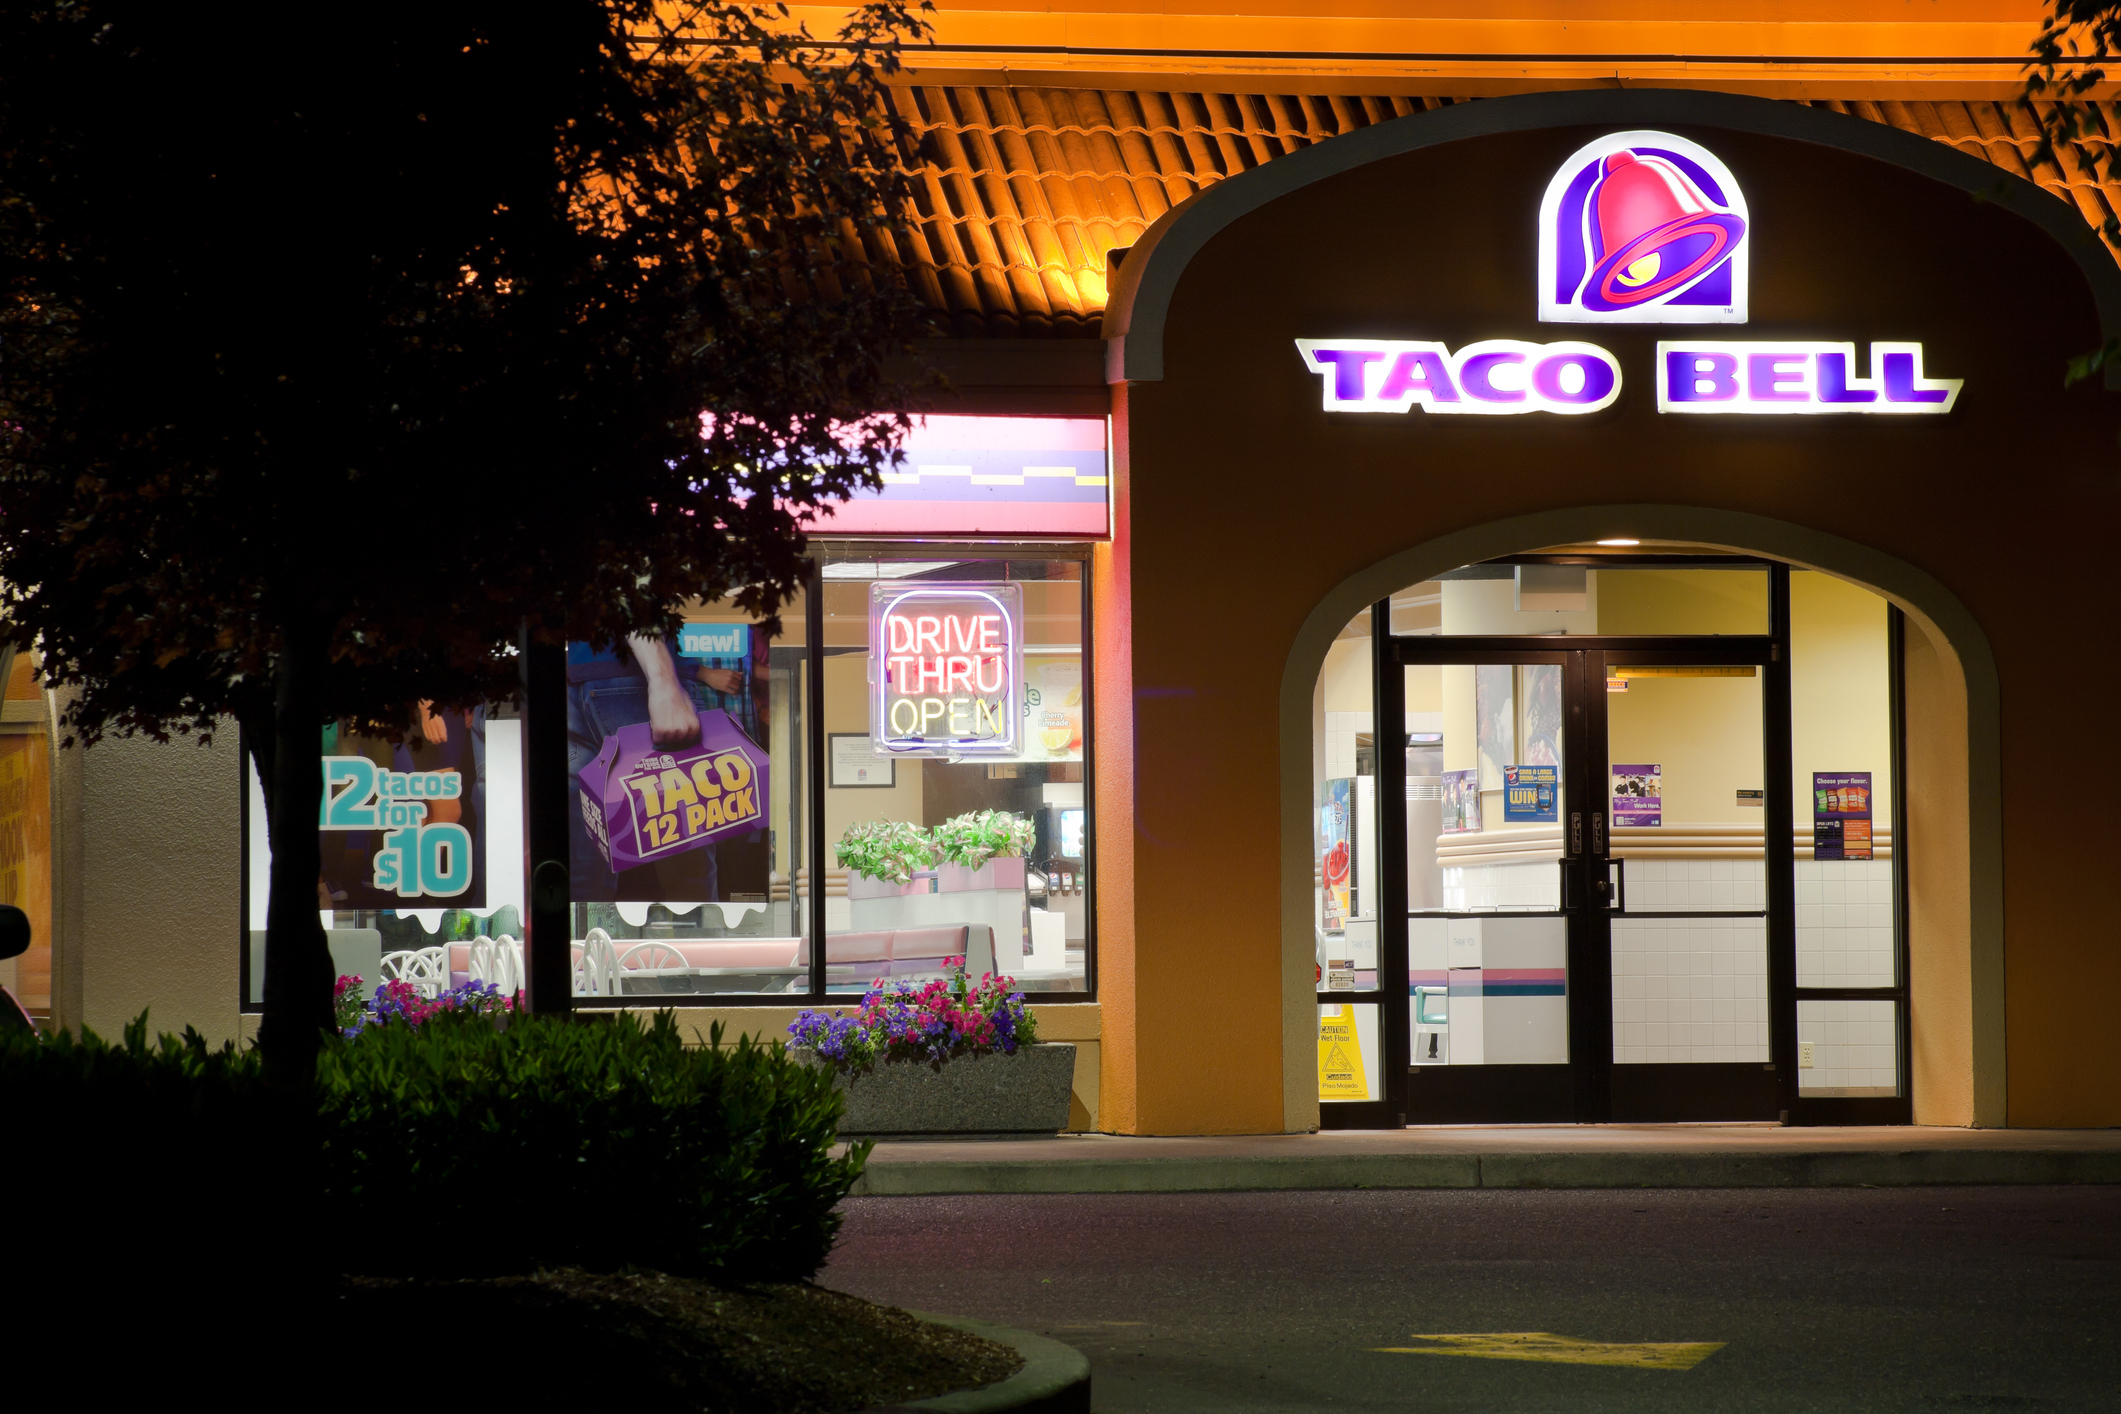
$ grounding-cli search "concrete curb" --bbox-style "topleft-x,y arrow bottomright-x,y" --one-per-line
863,1314 -> 1091,1414
851,1148 -> 2121,1195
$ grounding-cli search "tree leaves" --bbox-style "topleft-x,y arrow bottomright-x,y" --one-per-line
0,0 -> 938,746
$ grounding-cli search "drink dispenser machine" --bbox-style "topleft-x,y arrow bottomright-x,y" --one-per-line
1406,732 -> 1445,912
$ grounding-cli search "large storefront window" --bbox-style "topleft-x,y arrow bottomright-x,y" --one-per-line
821,554 -> 1091,994
242,557 -> 1094,1006
245,705 -> 530,1006
243,590 -> 807,1006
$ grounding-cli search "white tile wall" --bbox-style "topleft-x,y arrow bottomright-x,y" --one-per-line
1618,858 -> 1764,912
1609,916 -> 1769,1064
1796,859 -> 1896,988
1798,998 -> 1899,1095
1441,860 -> 1561,911
1322,711 -> 1439,782
1323,710 -> 1367,783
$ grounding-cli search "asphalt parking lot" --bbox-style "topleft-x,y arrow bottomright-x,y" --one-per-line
823,1185 -> 2121,1412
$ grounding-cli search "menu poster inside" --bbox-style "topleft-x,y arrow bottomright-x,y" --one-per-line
1503,763 -> 1559,823
1319,778 -> 1353,932
1813,771 -> 1873,861
1441,768 -> 1482,835
1611,764 -> 1663,828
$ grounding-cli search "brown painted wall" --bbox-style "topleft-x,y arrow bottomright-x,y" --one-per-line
1113,124 -> 2119,1129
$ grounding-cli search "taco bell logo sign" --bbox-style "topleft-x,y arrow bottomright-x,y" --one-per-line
1539,131 -> 1749,324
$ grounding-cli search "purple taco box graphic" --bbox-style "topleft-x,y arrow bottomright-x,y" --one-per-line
578,709 -> 769,873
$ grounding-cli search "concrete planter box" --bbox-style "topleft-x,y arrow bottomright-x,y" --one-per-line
795,1042 -> 1076,1137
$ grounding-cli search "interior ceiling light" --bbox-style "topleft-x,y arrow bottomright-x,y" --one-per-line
1596,537 -> 1641,546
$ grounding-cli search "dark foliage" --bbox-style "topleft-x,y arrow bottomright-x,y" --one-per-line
2025,0 -> 2121,381
319,1010 -> 868,1278
0,0 -> 934,1065
0,1010 -> 867,1287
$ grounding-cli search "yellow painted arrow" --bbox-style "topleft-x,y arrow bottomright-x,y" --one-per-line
1373,1332 -> 1725,1370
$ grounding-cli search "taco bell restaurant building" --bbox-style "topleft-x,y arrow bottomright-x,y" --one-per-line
17,80 -> 2121,1133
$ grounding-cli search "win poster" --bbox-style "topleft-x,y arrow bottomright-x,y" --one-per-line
567,624 -> 773,903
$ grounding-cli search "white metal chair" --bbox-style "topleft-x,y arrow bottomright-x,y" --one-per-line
467,935 -> 526,996
616,940 -> 692,995
573,928 -> 621,998
493,935 -> 524,995
380,947 -> 447,1000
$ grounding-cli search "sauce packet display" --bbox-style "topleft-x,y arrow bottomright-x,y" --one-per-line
577,708 -> 770,874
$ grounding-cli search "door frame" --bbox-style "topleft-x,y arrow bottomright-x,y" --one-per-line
1323,558 -> 1821,1126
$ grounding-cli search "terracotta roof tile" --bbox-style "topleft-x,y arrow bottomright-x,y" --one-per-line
887,91 -> 2121,337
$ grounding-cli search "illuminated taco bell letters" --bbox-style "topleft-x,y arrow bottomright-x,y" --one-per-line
1656,341 -> 1962,414
1295,339 -> 1622,415
1293,131 -> 1965,417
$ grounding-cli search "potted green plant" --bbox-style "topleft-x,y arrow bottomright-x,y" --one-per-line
931,810 -> 1036,961
837,820 -> 940,932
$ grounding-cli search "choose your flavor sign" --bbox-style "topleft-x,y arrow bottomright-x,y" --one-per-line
1813,771 -> 1873,861
578,710 -> 769,873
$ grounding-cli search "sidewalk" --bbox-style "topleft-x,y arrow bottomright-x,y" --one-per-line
848,1125 -> 2121,1195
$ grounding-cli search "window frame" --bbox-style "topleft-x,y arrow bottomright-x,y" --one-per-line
237,540 -> 1099,1012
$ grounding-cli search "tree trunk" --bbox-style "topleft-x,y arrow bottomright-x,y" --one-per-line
258,617 -> 334,1082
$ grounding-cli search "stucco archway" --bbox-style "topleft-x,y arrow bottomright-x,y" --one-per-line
1276,505 -> 2001,1130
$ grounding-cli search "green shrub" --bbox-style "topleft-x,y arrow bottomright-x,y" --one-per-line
0,1008 -> 865,1288
318,1009 -> 867,1280
0,1016 -> 309,1336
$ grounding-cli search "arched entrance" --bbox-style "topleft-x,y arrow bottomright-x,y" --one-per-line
1290,512 -> 1997,1128
1092,85 -> 2121,1135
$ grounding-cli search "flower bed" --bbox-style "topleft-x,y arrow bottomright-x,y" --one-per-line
788,960 -> 1036,1072
786,962 -> 1071,1136
334,973 -> 518,1039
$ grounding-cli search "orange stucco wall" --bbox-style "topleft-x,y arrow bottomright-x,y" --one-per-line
1096,120 -> 2119,1131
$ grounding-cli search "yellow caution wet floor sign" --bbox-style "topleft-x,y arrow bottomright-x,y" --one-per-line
1374,1332 -> 1725,1370
1317,1004 -> 1369,1101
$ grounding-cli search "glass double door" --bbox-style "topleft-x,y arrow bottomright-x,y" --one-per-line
1336,633 -> 1786,1126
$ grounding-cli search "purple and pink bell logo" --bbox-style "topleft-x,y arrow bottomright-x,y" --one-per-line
1539,131 -> 1749,324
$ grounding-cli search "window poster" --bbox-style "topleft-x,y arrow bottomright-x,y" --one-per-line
1503,764 -> 1559,822
1474,665 -> 1514,791
567,623 -> 772,903
1611,764 -> 1663,827
1442,768 -> 1482,834
1020,652 -> 1084,763
318,708 -> 487,908
1813,771 -> 1873,861
1319,778 -> 1353,933
1517,664 -> 1564,772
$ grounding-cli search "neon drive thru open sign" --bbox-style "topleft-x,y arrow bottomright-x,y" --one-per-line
869,581 -> 1025,758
